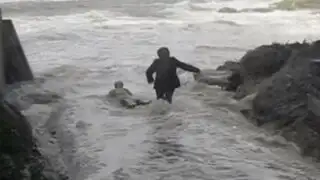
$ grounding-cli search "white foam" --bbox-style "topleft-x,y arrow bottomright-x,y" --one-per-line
12,10 -> 184,36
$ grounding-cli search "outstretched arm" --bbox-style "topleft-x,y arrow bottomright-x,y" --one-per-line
146,59 -> 157,83
174,57 -> 201,73
124,88 -> 133,96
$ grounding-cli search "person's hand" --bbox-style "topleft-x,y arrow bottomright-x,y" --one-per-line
193,72 -> 201,81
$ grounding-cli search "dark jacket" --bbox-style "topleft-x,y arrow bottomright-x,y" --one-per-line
146,56 -> 200,91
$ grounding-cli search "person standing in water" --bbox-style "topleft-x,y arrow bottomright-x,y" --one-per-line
146,47 -> 201,104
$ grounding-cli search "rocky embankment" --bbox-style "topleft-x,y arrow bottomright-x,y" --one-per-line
217,40 -> 320,160
0,87 -> 68,180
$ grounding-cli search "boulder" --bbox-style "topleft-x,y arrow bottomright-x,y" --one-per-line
218,40 -> 320,160
0,99 -> 66,180
216,61 -> 240,72
224,41 -> 309,98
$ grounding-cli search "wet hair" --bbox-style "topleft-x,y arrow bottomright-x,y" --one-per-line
114,81 -> 124,88
157,47 -> 170,59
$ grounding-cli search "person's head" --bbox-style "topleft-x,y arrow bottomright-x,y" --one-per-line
114,81 -> 124,88
157,47 -> 170,59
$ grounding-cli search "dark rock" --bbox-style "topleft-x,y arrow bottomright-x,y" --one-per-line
252,43 -> 320,125
216,61 -> 243,92
225,71 -> 243,92
224,41 -> 308,98
216,61 -> 240,71
240,43 -> 292,79
308,93 -> 320,117
218,7 -> 238,13
0,99 -> 66,180
217,40 -> 320,160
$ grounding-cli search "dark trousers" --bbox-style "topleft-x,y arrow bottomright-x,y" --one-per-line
155,88 -> 175,104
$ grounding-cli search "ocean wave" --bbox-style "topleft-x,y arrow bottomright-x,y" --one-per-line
214,20 -> 241,26
187,0 -> 319,14
6,0 -> 319,36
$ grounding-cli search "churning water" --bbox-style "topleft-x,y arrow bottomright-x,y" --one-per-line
2,0 -> 320,179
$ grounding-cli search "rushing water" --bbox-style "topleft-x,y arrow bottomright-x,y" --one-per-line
2,0 -> 320,179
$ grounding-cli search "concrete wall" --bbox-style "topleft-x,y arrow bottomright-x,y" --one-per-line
0,9 -> 5,93
3,19 -> 34,85
0,8 -> 34,93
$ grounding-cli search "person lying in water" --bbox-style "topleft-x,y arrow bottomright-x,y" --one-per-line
146,47 -> 201,104
108,81 -> 151,108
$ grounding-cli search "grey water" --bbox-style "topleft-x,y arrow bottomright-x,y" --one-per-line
2,0 -> 320,179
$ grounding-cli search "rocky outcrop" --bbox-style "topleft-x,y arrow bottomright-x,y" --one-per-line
218,40 -> 320,160
0,99 -> 67,180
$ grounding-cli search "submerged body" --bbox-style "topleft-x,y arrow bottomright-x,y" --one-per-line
108,81 -> 151,108
146,47 -> 200,103
108,88 -> 132,100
